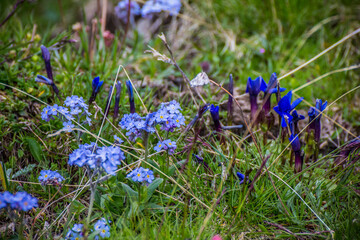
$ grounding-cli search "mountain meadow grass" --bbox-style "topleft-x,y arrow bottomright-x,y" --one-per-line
0,0 -> 360,239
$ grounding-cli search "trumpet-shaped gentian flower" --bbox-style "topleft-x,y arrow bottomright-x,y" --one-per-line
141,0 -> 182,18
236,172 -> 251,185
0,191 -> 38,211
38,170 -> 65,185
308,99 -> 327,142
35,75 -> 60,97
273,91 -> 304,127
210,104 -> 222,132
89,76 -> 104,104
289,132 -> 303,173
126,80 -> 135,113
115,0 -> 141,23
246,76 -> 266,121
262,73 -> 286,114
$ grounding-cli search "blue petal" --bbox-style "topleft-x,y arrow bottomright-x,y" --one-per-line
273,105 -> 281,115
278,92 -> 292,112
260,77 -> 267,92
92,76 -> 100,89
281,116 -> 287,127
245,77 -> 252,93
291,97 -> 304,110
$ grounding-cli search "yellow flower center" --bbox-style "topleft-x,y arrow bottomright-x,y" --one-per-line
168,143 -> 172,145
45,110 -> 48,114
159,144 -> 162,147
24,201 -> 28,206
102,230 -> 106,233
176,119 -> 179,122
45,175 -> 48,178
160,116 -> 164,119
137,173 -> 141,177
147,175 -> 150,178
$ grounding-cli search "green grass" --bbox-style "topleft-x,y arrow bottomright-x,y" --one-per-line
1,0 -> 360,239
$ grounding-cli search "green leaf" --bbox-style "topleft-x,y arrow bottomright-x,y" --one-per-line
145,178 -> 163,202
24,137 -> 43,162
121,182 -> 138,199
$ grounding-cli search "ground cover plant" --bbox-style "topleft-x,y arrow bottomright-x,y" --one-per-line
1,0 -> 360,239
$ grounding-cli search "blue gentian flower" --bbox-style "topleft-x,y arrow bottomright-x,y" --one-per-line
40,45 -> 53,80
39,45 -> 61,98
236,172 -> 246,185
289,132 -> 303,173
262,73 -> 286,115
0,191 -> 38,211
38,170 -> 65,185
308,99 -> 327,143
273,91 -> 304,127
35,75 -> 60,98
115,0 -> 141,23
210,104 -> 222,132
35,75 -> 53,85
246,76 -> 267,121
126,80 -> 135,113
89,76 -> 104,104
114,81 -> 122,120
141,0 -> 182,18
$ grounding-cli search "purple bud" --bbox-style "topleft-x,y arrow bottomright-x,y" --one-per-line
89,76 -> 104,104
113,81 -> 122,120
40,45 -> 53,81
210,104 -> 222,132
126,80 -> 135,113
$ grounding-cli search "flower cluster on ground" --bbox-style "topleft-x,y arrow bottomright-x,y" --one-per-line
0,191 -> 38,211
38,170 -> 65,185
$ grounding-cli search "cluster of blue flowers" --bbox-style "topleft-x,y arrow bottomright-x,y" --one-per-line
126,167 -> 155,184
93,218 -> 111,239
115,0 -> 181,22
65,223 -> 83,240
38,170 -> 65,185
65,219 -> 111,240
68,142 -> 125,175
0,191 -> 38,211
119,100 -> 185,142
155,100 -> 185,132
154,139 -> 177,155
119,113 -> 156,141
41,95 -> 91,133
